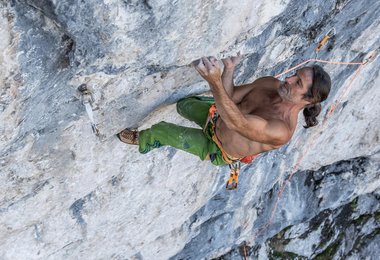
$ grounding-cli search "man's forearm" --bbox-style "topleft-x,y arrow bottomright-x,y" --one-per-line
221,68 -> 235,98
210,81 -> 246,130
193,56 -> 245,129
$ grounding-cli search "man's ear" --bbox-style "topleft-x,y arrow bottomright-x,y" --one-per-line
305,102 -> 313,108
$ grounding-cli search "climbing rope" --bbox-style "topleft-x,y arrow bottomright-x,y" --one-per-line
274,58 -> 367,79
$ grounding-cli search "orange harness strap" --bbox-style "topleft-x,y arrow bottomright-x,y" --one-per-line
211,132 -> 241,190
205,104 -> 258,190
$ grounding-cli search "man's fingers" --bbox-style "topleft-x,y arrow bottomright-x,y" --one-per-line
194,66 -> 205,76
221,57 -> 232,66
191,59 -> 202,67
210,57 -> 221,69
202,57 -> 213,70
198,59 -> 206,69
191,59 -> 200,67
193,58 -> 207,76
202,56 -> 221,70
194,56 -> 221,78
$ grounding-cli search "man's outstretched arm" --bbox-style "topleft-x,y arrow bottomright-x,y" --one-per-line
194,57 -> 290,146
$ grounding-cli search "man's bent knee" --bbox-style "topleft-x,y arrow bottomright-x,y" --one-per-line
176,97 -> 195,115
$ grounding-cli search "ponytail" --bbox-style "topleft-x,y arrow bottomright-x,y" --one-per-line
302,65 -> 331,128
303,103 -> 322,128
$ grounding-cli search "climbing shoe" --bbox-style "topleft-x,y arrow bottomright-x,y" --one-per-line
117,128 -> 139,145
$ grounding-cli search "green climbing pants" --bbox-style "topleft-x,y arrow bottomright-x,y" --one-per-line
138,96 -> 227,166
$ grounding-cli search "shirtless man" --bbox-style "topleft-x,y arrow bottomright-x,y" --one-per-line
118,56 -> 331,169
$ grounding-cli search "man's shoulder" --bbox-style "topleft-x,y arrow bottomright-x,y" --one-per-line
255,76 -> 279,82
252,76 -> 280,88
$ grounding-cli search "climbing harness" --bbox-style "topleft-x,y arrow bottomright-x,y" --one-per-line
78,84 -> 100,136
205,104 -> 240,190
204,104 -> 259,190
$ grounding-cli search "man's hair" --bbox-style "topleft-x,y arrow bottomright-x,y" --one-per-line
303,65 -> 331,128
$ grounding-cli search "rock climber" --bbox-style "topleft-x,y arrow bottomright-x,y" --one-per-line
117,55 -> 331,169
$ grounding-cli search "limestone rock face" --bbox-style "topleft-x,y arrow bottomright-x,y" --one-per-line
1,0 -> 379,259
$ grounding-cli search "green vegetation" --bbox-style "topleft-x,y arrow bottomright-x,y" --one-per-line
314,234 -> 344,260
353,214 -> 371,225
271,250 -> 303,259
350,197 -> 359,211
374,211 -> 380,221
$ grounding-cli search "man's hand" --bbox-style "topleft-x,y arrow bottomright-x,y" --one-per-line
193,57 -> 222,87
222,53 -> 242,70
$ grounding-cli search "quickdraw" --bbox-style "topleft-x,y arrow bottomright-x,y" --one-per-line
226,161 -> 241,190
78,84 -> 100,136
203,104 -> 218,132
315,28 -> 336,53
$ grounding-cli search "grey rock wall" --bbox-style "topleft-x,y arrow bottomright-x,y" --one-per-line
0,0 -> 379,259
